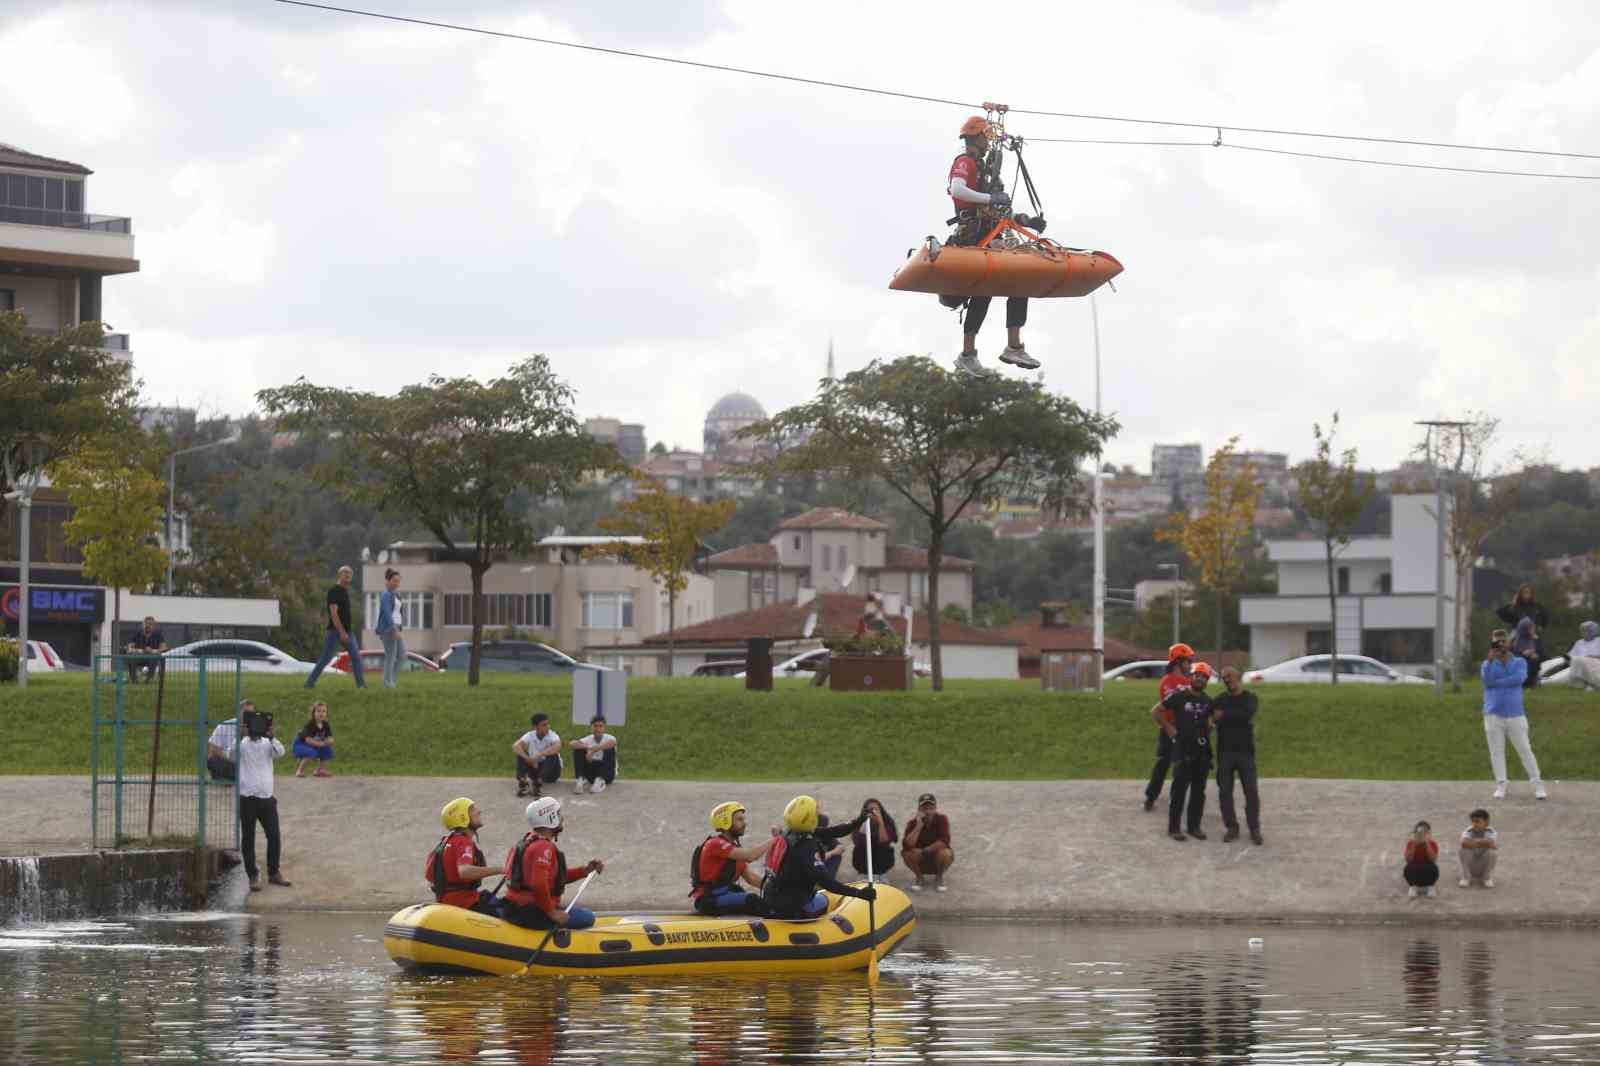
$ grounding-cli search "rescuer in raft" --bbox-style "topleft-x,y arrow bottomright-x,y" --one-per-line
946,115 -> 1042,377
501,797 -> 604,930
690,801 -> 777,916
425,797 -> 503,915
761,795 -> 878,919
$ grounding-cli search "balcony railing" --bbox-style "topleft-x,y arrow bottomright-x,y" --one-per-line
0,205 -> 132,234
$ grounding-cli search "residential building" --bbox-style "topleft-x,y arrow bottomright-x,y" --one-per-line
1103,475 -> 1174,525
1239,493 -> 1453,673
0,142 -> 137,364
1218,449 -> 1292,502
1151,443 -> 1203,485
360,536 -> 713,675
705,507 -> 975,617
584,417 -> 647,465
999,603 -> 1163,679
617,449 -> 762,503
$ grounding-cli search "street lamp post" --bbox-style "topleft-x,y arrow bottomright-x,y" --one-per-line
165,433 -> 241,595
1157,562 -> 1180,645
4,477 -> 39,690
1415,420 -> 1469,695
1091,295 -> 1104,695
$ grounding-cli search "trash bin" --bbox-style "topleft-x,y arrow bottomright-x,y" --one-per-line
1041,651 -> 1100,691
745,638 -> 773,692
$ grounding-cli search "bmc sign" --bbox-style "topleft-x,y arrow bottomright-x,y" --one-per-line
1,585 -> 106,624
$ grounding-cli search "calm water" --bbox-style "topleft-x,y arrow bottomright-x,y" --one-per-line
1,912 -> 1597,1064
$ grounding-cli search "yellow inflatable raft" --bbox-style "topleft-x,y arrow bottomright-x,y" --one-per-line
384,884 -> 915,977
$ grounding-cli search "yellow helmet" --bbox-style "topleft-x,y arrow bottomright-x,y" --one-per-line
783,795 -> 819,833
440,797 -> 475,831
709,801 -> 746,833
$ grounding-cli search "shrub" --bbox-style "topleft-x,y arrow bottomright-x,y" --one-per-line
0,639 -> 17,683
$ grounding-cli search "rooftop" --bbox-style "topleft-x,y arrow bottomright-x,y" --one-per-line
776,508 -> 889,533
642,593 -> 1020,647
0,143 -> 91,176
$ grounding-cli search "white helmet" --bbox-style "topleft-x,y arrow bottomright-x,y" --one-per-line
525,796 -> 562,831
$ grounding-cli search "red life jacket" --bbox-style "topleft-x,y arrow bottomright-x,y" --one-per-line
689,834 -> 741,899
425,829 -> 487,899
948,151 -> 987,216
508,832 -> 567,897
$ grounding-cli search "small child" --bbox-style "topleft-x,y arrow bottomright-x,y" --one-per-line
1403,820 -> 1440,898
292,701 -> 335,778
1458,808 -> 1498,888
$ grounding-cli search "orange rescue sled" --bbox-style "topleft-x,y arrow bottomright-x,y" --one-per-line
889,219 -> 1122,300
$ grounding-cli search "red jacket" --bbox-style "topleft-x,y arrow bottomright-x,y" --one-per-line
426,830 -> 486,908
948,152 -> 982,216
503,834 -> 585,912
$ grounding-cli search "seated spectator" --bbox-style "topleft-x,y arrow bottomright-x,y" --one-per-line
292,701 -> 335,778
850,798 -> 898,878
206,706 -> 246,781
816,808 -> 846,881
1458,808 -> 1498,889
569,714 -> 617,794
1510,617 -> 1542,689
856,593 -> 895,638
1566,621 -> 1600,690
901,792 -> 954,892
513,713 -> 562,799
125,616 -> 168,684
1403,820 -> 1440,899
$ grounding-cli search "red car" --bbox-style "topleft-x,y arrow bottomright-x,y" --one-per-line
331,649 -> 440,674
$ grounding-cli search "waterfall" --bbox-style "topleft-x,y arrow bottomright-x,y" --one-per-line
3,857 -> 44,925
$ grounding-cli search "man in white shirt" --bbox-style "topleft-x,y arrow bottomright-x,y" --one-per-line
237,704 -> 292,892
1566,621 -> 1600,690
513,712 -> 562,799
206,715 -> 239,781
569,714 -> 618,794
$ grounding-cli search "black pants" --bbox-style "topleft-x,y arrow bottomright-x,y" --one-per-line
239,795 -> 282,880
516,756 -> 562,788
1216,751 -> 1261,833
1145,733 -> 1174,803
208,755 -> 237,782
576,750 -> 616,785
1404,862 -> 1439,887
963,294 -> 1028,338
1168,755 -> 1211,833
501,902 -> 556,931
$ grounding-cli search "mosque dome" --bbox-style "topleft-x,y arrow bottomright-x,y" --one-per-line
703,392 -> 768,456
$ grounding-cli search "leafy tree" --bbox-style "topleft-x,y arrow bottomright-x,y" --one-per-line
50,438 -> 170,644
1158,438 -> 1263,661
589,479 -> 735,676
174,503 -> 325,659
940,602 -> 970,625
259,356 -> 616,684
745,356 -> 1115,689
1295,413 -> 1376,684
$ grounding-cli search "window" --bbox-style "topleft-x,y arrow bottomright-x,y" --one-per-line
0,289 -> 12,311
1377,573 -> 1392,594
1362,629 -> 1433,664
443,593 -> 537,627
839,545 -> 848,571
1300,658 -> 1332,673
581,592 -> 635,630
822,544 -> 833,571
1336,567 -> 1350,595
1306,629 -> 1332,655
0,174 -> 85,220
365,591 -> 436,631
793,535 -> 802,551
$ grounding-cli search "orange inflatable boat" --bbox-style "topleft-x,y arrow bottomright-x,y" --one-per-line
890,232 -> 1123,299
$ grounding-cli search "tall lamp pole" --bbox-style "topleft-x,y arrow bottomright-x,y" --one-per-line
1157,562 -> 1180,645
165,433 -> 240,595
5,474 -> 40,690
1091,295 -> 1105,695
1415,420 -> 1469,695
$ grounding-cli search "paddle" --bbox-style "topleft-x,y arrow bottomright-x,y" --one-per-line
864,815 -> 879,984
517,870 -> 596,977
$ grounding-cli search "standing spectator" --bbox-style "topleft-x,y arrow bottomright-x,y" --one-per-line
569,715 -> 617,794
1510,617 -> 1542,689
1143,643 -> 1195,811
1480,635 -> 1546,801
1163,663 -> 1215,842
1566,621 -> 1600,690
125,616 -> 168,683
1496,583 -> 1550,632
1403,821 -> 1440,899
238,706 -> 292,892
513,713 -> 562,798
850,798 -> 898,877
375,568 -> 406,690
1458,808 -> 1499,889
206,705 -> 244,781
305,565 -> 366,690
291,701 -> 335,778
1212,666 -> 1263,846
900,793 -> 954,892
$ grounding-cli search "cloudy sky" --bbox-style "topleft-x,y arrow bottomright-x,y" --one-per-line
5,0 -> 1598,474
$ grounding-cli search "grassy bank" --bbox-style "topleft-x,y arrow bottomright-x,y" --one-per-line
2,672 -> 1597,781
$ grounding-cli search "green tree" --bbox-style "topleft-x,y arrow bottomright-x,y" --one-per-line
1158,438 -> 1263,662
590,479 -> 736,676
1295,413 -> 1376,684
745,356 -> 1115,690
258,356 -> 617,684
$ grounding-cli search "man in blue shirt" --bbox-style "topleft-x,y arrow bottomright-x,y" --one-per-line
1480,633 -> 1546,801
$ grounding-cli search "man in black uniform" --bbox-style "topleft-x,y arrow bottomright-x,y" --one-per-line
1161,663 -> 1215,842
1212,666 -> 1263,845
761,795 -> 877,919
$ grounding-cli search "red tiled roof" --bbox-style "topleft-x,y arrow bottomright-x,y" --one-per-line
875,545 -> 975,572
998,616 -> 1163,666
776,508 -> 888,532
706,543 -> 780,567
643,593 -> 1020,646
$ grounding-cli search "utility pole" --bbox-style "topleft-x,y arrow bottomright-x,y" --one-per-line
1091,295 -> 1105,695
1158,561 -> 1180,645
1416,420 -> 1469,694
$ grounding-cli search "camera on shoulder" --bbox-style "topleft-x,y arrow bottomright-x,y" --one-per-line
243,709 -> 274,739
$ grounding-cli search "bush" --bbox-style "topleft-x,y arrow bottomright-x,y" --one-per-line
0,639 -> 16,683
823,628 -> 906,658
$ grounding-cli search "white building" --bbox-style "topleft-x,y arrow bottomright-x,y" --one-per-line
1239,494 -> 1453,673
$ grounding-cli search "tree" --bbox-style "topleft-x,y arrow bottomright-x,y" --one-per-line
1158,438 -> 1262,663
745,356 -> 1115,690
50,438 -> 170,646
1294,413 -> 1375,684
258,356 -> 617,684
589,479 -> 735,676
0,312 -> 139,686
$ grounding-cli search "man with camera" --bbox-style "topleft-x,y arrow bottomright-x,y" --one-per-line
1481,631 -> 1546,801
238,705 -> 293,891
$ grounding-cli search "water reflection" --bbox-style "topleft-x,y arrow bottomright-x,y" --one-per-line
2,916 -> 1600,1063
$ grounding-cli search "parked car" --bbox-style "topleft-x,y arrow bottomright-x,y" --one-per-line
1540,658 -> 1571,685
735,648 -> 932,680
437,640 -> 580,674
20,640 -> 67,673
1243,654 -> 1430,685
332,649 -> 440,674
691,660 -> 747,678
163,639 -> 314,674
1103,659 -> 1169,682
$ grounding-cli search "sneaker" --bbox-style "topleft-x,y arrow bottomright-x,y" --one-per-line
910,879 -> 924,893
1250,832 -> 1264,846
935,879 -> 947,893
1169,831 -> 1187,842
591,779 -> 606,794
1483,878 -> 1494,888
516,783 -> 529,798
268,874 -> 293,887
573,780 -> 587,794
1407,886 -> 1419,898
1187,829 -> 1208,841
1424,886 -> 1437,898
998,344 -> 1041,371
1223,828 -> 1240,843
1535,784 -> 1548,801
1459,878 -> 1471,888
953,352 -> 989,377
250,876 -> 262,893
1492,783 -> 1507,799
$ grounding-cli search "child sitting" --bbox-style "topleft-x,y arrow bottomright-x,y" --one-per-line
292,701 -> 335,778
1403,820 -> 1439,898
1458,808 -> 1498,888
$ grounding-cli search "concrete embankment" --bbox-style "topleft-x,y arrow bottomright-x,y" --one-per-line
0,847 -> 221,924
3,776 -> 1597,925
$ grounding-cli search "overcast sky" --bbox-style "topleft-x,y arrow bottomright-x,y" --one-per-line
5,0 -> 1598,474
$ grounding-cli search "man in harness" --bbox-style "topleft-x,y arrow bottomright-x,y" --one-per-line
424,796 -> 502,914
946,115 -> 1042,377
761,795 -> 877,919
501,797 -> 604,930
690,801 -> 776,916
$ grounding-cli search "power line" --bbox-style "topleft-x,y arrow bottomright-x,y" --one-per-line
268,0 -> 1600,169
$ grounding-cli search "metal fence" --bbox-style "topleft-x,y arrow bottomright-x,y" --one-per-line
91,655 -> 241,850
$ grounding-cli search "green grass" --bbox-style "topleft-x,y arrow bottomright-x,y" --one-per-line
3,672 -> 1597,781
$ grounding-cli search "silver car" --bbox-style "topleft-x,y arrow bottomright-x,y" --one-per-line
1243,654 -> 1430,685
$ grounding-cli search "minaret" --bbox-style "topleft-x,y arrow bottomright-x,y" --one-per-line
826,338 -> 836,383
